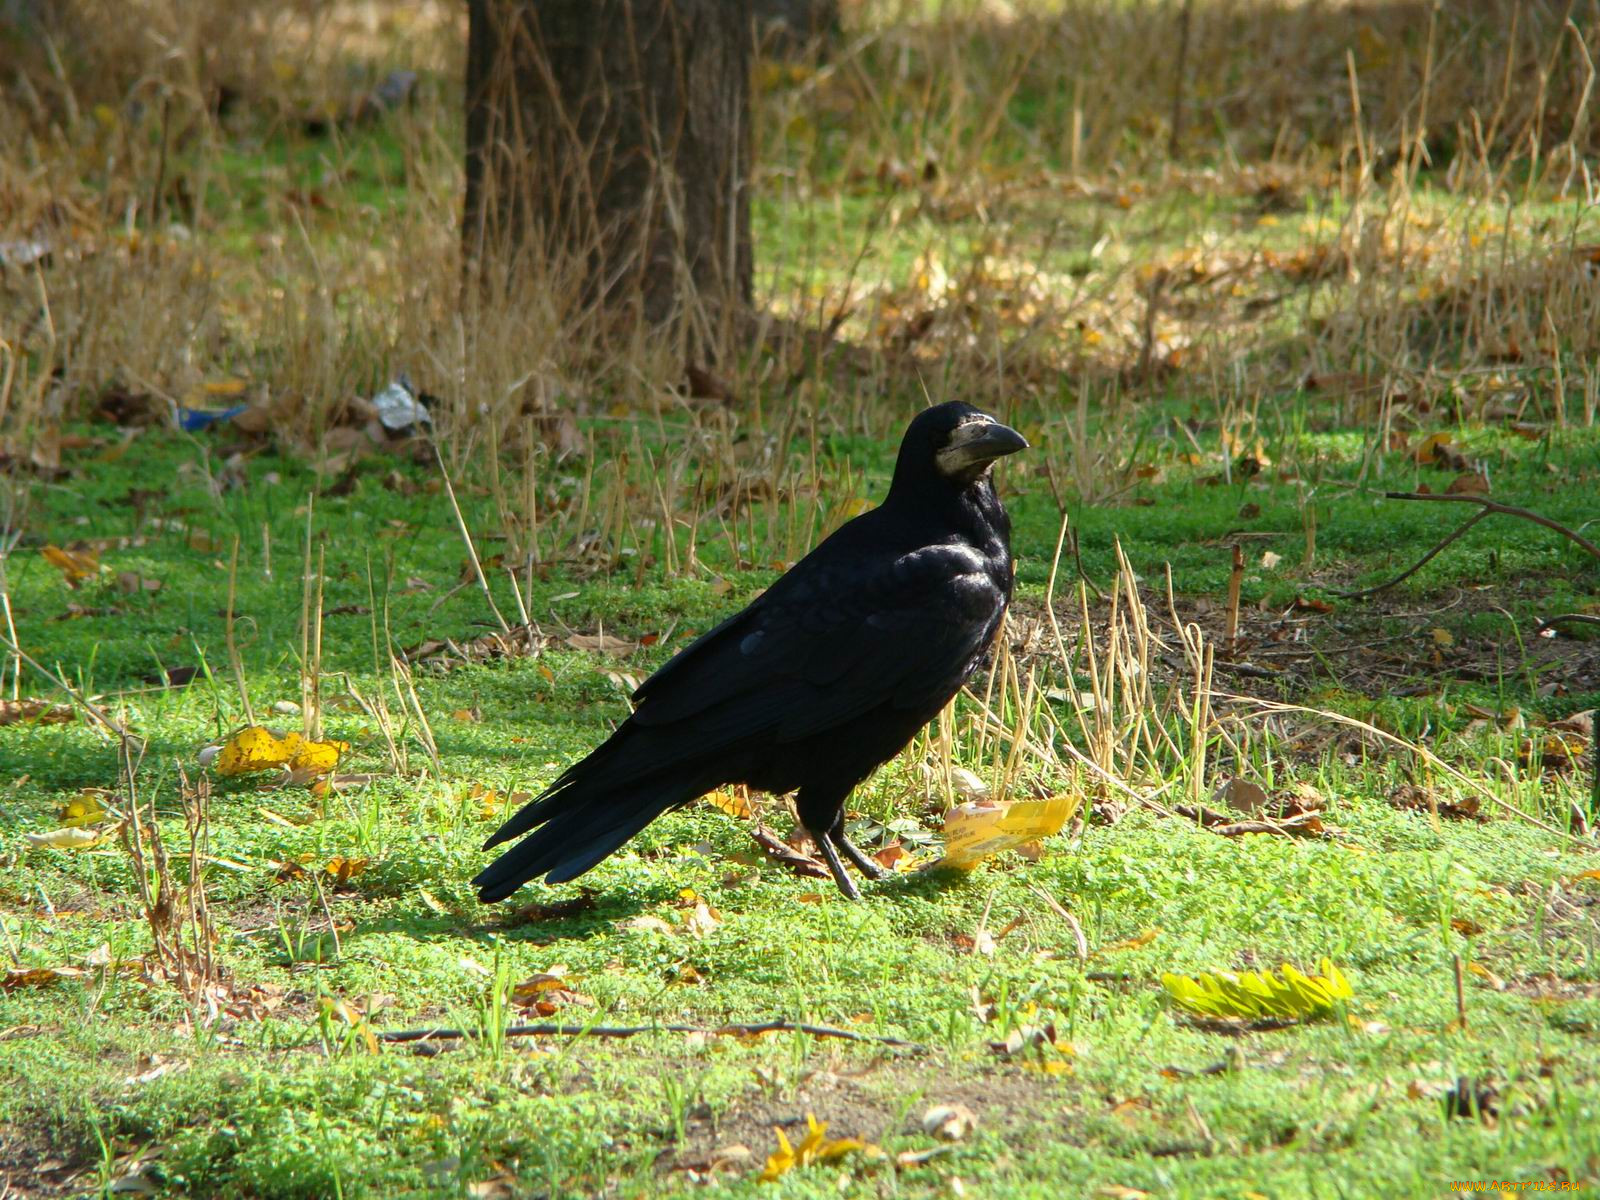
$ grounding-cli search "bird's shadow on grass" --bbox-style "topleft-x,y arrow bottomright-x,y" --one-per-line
350,883 -> 673,947
866,864 -> 973,902
353,863 -> 971,947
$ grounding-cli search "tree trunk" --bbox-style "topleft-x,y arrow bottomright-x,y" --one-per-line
464,0 -> 752,352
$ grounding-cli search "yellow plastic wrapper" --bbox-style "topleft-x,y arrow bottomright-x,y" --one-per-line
936,793 -> 1080,870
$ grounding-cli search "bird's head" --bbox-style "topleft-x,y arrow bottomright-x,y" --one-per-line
890,401 -> 1029,496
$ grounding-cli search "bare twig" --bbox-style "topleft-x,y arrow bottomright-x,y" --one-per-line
434,443 -> 513,634
1168,0 -> 1194,158
376,1018 -> 924,1050
1331,508 -> 1491,598
0,633 -> 142,749
1223,543 -> 1243,657
1382,492 -> 1600,559
1027,884 -> 1089,962
1535,613 -> 1600,634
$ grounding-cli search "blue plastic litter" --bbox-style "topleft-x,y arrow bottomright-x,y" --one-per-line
178,404 -> 248,432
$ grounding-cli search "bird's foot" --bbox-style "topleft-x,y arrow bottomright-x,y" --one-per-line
814,832 -> 864,901
835,833 -> 889,881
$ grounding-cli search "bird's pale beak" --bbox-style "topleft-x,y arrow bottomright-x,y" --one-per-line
937,419 -> 1029,476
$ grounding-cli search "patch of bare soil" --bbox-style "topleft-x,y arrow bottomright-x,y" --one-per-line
0,1119 -> 89,1198
656,1056 -> 1069,1182
1014,577 -> 1600,704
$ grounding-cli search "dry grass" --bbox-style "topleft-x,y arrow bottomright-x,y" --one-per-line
1,0 -> 1597,542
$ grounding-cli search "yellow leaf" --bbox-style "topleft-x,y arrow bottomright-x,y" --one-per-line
3,965 -> 84,990
25,826 -> 112,850
706,789 -> 753,820
42,545 -> 101,581
759,1113 -> 876,1182
214,726 -> 345,777
1162,958 -> 1352,1021
1097,928 -> 1162,955
60,789 -> 112,828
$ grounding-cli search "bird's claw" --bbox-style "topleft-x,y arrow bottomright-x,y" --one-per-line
835,833 -> 889,881
815,831 -> 865,900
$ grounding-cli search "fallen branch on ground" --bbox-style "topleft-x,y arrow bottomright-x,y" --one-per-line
1536,613 -> 1600,635
1336,492 -> 1599,599
375,1018 -> 924,1050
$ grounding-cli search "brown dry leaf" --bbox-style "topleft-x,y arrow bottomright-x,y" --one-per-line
873,842 -> 912,871
1388,783 -> 1483,822
1413,432 -> 1467,469
3,965 -> 85,991
921,1104 -> 978,1142
683,898 -> 723,938
1446,471 -> 1490,496
564,631 -> 638,656
1213,777 -> 1269,815
1519,733 -> 1586,775
0,698 -> 75,726
115,571 -> 163,594
1550,710 -> 1594,740
322,856 -> 370,886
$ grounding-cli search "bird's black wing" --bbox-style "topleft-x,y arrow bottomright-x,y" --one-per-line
628,529 -> 1005,748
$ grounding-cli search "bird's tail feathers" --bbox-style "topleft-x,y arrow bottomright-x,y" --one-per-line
472,769 -> 714,903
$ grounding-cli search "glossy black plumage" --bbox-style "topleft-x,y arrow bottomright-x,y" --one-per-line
472,401 -> 1026,901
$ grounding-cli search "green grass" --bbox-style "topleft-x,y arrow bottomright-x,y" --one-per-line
5,4 -> 1600,1193
3,409 -> 1597,1197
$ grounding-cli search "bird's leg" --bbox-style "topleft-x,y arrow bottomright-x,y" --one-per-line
833,831 -> 889,881
812,831 -> 863,901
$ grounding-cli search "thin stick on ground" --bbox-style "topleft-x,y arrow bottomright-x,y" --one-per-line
434,442 -> 512,634
1331,508 -> 1492,598
1383,491 -> 1600,558
0,633 -> 142,751
375,1018 -> 924,1050
1222,694 -> 1573,838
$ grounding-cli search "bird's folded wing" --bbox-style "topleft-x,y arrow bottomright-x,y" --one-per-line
629,542 -> 1001,745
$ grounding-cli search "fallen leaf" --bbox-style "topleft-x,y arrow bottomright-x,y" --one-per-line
1212,777 -> 1269,815
0,699 -> 75,726
564,631 -> 638,655
921,1104 -> 978,1142
3,965 -> 85,990
939,793 -> 1079,869
25,826 -> 114,850
758,1113 -> 877,1182
1097,928 -> 1162,955
59,789 -> 113,828
115,571 -> 163,594
1162,958 -> 1352,1021
707,788 -> 754,819
213,726 -> 347,777
42,545 -> 101,583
